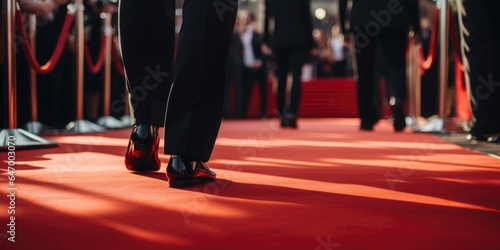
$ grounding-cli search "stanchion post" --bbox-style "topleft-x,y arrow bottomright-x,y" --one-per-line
415,51 -> 422,120
103,13 -> 111,118
1,0 -> 57,150
416,1 -> 448,133
407,33 -> 417,129
97,12 -> 125,128
65,0 -> 106,133
438,0 -> 448,123
76,0 -> 84,121
6,0 -> 16,130
409,35 -> 423,131
23,13 -> 54,134
29,14 -> 36,123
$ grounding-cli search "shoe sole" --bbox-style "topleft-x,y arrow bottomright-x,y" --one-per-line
167,176 -> 216,188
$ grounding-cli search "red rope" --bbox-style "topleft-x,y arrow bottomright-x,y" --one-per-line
15,9 -> 74,75
418,8 -> 439,72
84,34 -> 107,74
454,54 -> 470,120
111,36 -> 125,76
447,7 -> 464,71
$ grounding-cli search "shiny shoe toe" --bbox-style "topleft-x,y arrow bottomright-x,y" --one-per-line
280,115 -> 298,129
487,135 -> 500,143
467,133 -> 488,142
125,124 -> 161,171
166,155 -> 216,188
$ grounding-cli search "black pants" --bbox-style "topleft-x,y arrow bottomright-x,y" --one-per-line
353,30 -> 407,126
119,0 -> 237,161
462,0 -> 500,135
241,65 -> 268,118
274,47 -> 308,117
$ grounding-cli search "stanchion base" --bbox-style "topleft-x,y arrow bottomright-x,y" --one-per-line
97,116 -> 127,129
414,116 -> 469,134
0,128 -> 58,151
406,116 -> 427,131
65,119 -> 106,134
23,121 -> 55,135
416,117 -> 444,133
121,115 -> 131,126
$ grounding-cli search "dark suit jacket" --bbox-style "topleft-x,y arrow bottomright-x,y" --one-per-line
339,0 -> 420,34
228,32 -> 244,68
250,30 -> 266,64
264,0 -> 314,49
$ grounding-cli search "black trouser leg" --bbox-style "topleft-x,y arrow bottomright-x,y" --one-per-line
354,30 -> 379,126
379,31 -> 408,104
241,66 -> 268,118
119,0 -> 175,126
288,48 -> 307,116
462,0 -> 500,135
232,67 -> 245,119
256,66 -> 268,117
164,0 -> 238,161
275,48 -> 290,116
240,67 -> 254,118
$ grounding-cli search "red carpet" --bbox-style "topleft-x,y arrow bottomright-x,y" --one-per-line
1,118 -> 500,249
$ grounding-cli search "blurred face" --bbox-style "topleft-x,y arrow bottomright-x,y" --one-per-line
239,12 -> 254,26
313,30 -> 327,46
331,25 -> 340,36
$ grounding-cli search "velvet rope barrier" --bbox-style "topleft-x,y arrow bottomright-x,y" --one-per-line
447,8 -> 464,71
412,5 -> 470,121
418,8 -> 439,73
15,8 -> 74,75
111,36 -> 125,77
84,34 -> 107,74
447,8 -> 470,120
418,7 -> 464,74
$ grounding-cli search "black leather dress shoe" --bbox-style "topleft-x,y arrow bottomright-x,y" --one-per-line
166,155 -> 216,188
125,124 -> 161,171
467,133 -> 488,142
360,121 -> 375,131
390,98 -> 406,132
280,116 -> 298,129
488,135 -> 500,143
467,133 -> 500,143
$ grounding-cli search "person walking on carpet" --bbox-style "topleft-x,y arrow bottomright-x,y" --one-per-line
119,0 -> 238,188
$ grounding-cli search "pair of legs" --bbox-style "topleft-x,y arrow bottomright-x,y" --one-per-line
119,0 -> 237,187
241,65 -> 268,118
274,47 -> 309,128
353,30 -> 408,131
461,0 -> 500,141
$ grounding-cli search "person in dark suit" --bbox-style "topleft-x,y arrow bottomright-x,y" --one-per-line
458,0 -> 500,143
119,0 -> 238,188
240,11 -> 268,119
339,0 -> 421,132
264,0 -> 314,128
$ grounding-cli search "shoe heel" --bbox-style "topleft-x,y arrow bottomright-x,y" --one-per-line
125,142 -> 160,171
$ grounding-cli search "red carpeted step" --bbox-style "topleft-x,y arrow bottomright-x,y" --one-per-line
246,77 -> 360,118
